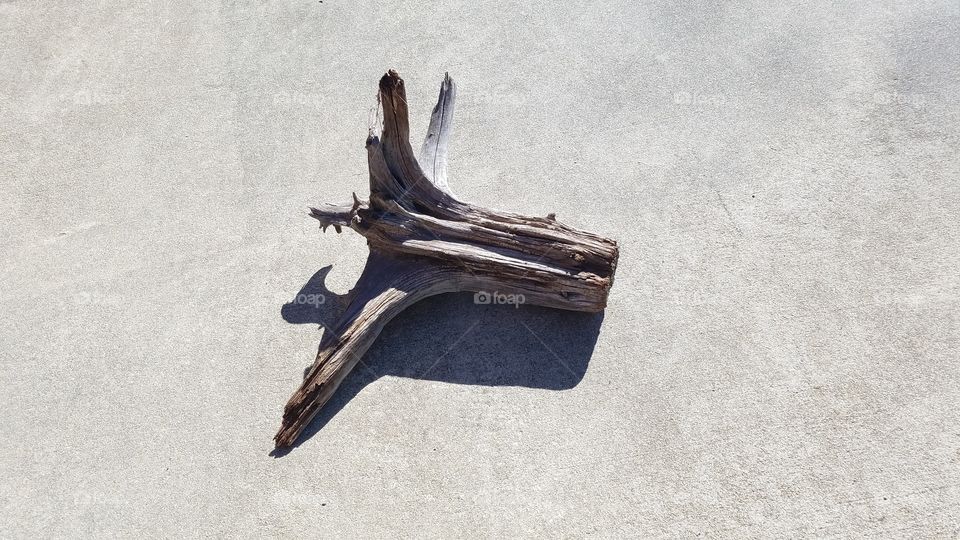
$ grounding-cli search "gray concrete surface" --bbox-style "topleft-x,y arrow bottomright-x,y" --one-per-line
2,1 -> 959,537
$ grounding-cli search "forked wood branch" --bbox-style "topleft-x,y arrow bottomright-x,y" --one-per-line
275,70 -> 619,447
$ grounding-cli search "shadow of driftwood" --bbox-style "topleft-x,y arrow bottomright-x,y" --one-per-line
270,265 -> 604,455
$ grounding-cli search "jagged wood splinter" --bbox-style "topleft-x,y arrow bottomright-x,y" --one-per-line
275,70 -> 619,447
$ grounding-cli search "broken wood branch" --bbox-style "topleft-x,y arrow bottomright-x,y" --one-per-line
275,70 -> 618,448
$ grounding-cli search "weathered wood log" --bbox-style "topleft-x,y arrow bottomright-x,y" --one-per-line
275,70 -> 618,448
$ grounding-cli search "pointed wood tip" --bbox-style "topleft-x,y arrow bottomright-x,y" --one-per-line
274,426 -> 295,448
379,69 -> 403,93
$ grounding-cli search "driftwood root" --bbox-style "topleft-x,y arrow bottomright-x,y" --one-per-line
275,70 -> 618,448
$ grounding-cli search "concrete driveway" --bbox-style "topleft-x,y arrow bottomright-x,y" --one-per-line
2,1 -> 958,537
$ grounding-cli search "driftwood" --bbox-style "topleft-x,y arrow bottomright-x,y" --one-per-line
275,70 -> 619,447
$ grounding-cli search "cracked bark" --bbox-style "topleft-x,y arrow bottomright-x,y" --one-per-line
275,70 -> 619,448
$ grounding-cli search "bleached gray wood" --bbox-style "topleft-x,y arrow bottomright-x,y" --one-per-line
419,72 -> 456,194
275,70 -> 619,448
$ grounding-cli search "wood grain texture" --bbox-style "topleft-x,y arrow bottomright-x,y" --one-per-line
275,70 -> 618,448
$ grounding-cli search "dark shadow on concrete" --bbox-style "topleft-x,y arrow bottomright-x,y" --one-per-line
279,266 -> 350,326
271,266 -> 604,456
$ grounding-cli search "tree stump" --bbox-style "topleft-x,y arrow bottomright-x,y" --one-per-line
275,70 -> 619,447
